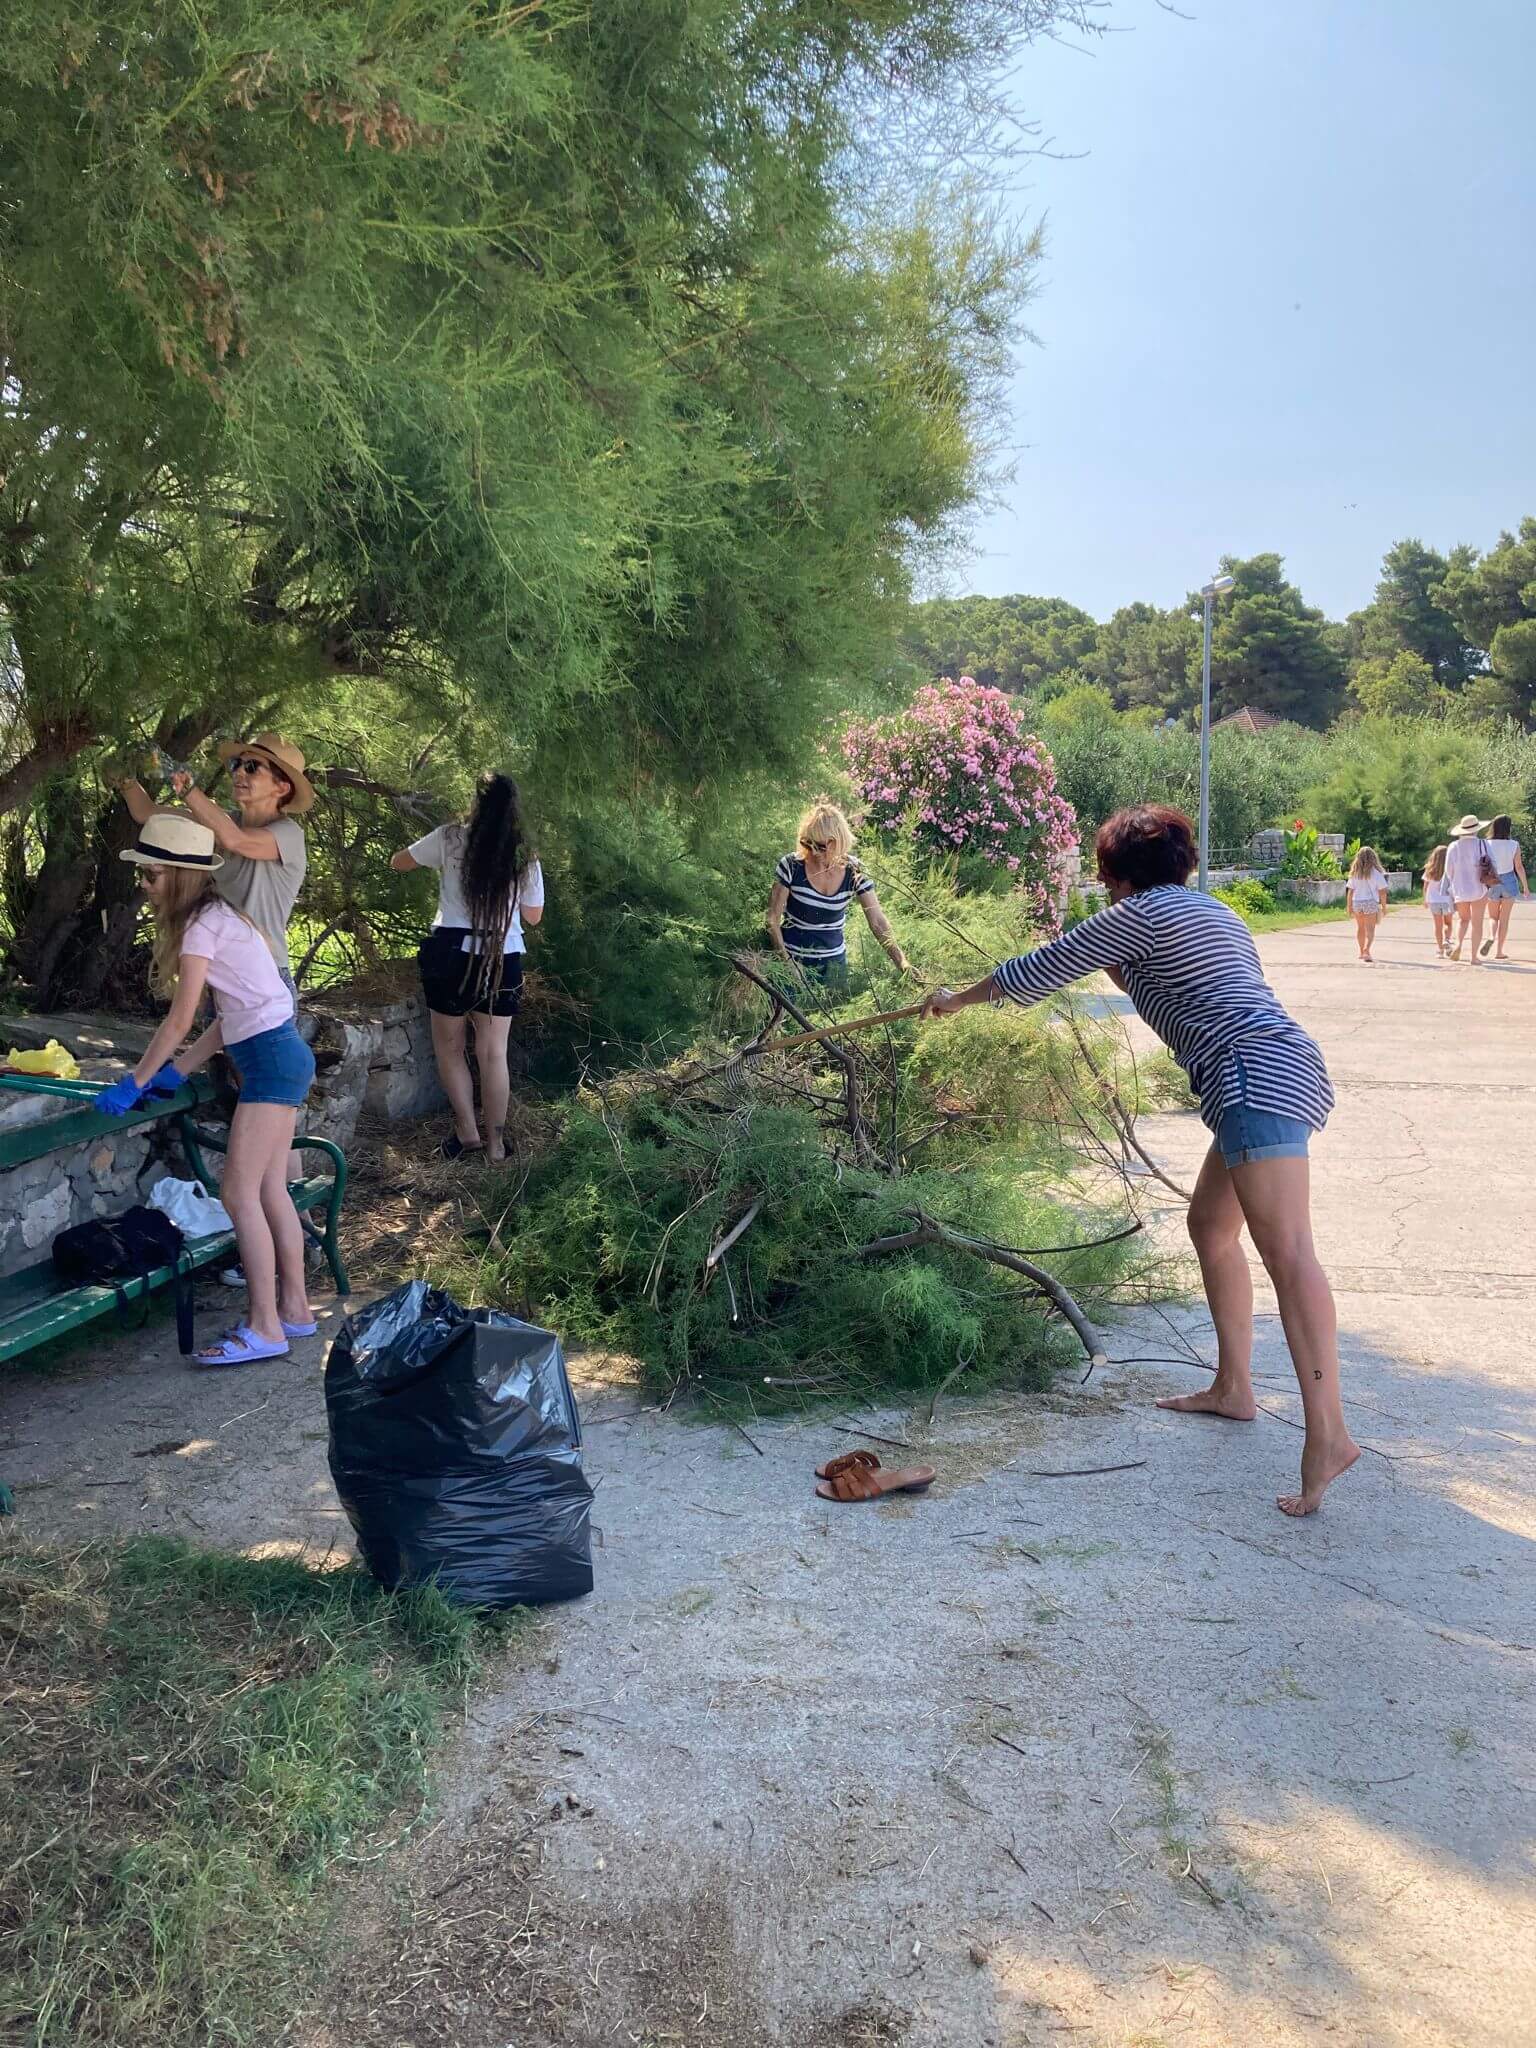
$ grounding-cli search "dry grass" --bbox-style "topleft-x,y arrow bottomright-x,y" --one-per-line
296,1789 -> 913,2048
341,1099 -> 561,1294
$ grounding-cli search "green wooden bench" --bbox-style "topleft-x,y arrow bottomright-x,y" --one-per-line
0,1075 -> 349,1367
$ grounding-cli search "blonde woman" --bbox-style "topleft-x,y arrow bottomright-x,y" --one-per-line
1347,846 -> 1389,962
767,803 -> 909,985
96,811 -> 317,1368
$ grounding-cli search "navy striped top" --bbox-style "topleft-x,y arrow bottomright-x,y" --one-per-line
993,886 -> 1334,1135
773,855 -> 875,961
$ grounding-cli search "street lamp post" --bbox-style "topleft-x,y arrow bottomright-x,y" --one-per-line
1198,574 -> 1236,891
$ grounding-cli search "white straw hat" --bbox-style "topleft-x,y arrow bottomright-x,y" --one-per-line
1449,813 -> 1492,838
119,810 -> 224,871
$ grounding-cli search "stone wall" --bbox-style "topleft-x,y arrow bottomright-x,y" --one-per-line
0,984 -> 444,1278
299,990 -> 446,1138
0,1072 -> 188,1281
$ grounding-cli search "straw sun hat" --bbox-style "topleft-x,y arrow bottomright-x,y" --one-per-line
215,732 -> 315,814
119,811 -> 224,872
1449,813 -> 1493,838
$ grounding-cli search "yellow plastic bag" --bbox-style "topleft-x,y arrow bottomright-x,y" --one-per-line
6,1039 -> 82,1081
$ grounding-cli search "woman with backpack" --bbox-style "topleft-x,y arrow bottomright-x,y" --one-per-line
391,774 -> 544,1162
96,811 -> 317,1368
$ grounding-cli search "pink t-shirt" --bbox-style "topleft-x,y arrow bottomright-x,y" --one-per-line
181,900 -> 294,1046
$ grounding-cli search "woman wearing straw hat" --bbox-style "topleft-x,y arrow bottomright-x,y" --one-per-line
95,811 -> 318,1369
1442,814 -> 1496,963
117,733 -> 312,991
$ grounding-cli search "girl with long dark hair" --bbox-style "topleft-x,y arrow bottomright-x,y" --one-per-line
392,774 -> 544,1161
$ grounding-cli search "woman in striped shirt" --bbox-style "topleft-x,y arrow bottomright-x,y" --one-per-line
767,802 -> 909,984
923,804 -> 1359,1517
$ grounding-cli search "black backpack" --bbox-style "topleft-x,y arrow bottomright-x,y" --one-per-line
52,1206 -> 194,1352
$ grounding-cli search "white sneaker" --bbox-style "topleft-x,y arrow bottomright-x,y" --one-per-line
219,1267 -> 244,1289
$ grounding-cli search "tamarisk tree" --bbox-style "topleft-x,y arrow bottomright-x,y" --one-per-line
1,0 -> 1090,1002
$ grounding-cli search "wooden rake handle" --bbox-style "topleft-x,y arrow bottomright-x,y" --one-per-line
763,1000 -> 931,1053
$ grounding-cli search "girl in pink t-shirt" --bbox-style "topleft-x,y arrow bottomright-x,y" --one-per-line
99,812 -> 317,1368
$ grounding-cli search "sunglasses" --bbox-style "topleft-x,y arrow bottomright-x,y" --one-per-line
800,837 -> 832,854
229,756 -> 274,777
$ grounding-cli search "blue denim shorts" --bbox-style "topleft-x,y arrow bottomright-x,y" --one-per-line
226,1021 -> 316,1107
1487,874 -> 1521,901
1215,1051 -> 1312,1168
1215,1100 -> 1311,1169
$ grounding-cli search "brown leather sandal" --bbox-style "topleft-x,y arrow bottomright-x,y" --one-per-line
815,1462 -> 937,1503
815,1449 -> 881,1482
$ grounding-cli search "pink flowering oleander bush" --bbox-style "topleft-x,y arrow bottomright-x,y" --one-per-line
841,676 -> 1079,931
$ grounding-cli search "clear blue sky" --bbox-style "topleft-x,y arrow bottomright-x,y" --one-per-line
958,0 -> 1536,623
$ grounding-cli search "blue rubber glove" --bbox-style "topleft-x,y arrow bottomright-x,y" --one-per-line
95,1074 -> 146,1117
145,1061 -> 187,1097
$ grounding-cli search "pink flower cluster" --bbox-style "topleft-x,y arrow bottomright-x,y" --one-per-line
841,676 -> 1079,933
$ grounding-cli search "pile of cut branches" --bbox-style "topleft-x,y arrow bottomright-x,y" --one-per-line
453,954 -> 1179,1409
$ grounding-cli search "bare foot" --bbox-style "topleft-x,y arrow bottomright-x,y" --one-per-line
1156,1387 -> 1258,1421
1277,1435 -> 1360,1516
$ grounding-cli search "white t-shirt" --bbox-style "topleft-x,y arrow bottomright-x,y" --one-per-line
1488,837 -> 1521,876
182,899 -> 295,1045
1443,835 -> 1491,901
1349,874 -> 1385,908
407,825 -> 544,953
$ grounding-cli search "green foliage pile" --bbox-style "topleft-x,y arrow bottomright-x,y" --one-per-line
442,846 -> 1153,1406
486,1092 -> 1135,1404
0,1536 -> 510,2045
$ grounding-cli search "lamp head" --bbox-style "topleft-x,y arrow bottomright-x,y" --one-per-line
1202,574 -> 1236,597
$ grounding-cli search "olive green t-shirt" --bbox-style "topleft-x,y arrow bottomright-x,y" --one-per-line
213,814 -> 307,968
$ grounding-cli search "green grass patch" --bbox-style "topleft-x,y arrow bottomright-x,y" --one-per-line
0,1535 -> 520,2046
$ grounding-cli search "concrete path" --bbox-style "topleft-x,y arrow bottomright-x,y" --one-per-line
398,913 -> 1533,2048
6,915 -> 1534,2046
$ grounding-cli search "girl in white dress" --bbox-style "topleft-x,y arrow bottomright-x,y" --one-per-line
1347,846 -> 1389,963
1422,845 -> 1454,957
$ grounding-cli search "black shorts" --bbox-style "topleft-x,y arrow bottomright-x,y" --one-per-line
418,928 -> 524,1018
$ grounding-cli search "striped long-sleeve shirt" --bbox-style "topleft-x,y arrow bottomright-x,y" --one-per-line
992,885 -> 1334,1135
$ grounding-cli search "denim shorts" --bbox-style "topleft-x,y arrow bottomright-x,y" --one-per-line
1487,874 -> 1521,901
1215,1101 -> 1312,1169
1215,1051 -> 1312,1168
226,1021 -> 316,1107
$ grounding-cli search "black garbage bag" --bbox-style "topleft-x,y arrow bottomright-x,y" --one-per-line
326,1280 -> 593,1608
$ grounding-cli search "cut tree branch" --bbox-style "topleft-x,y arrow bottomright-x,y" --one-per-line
857,1207 -> 1108,1370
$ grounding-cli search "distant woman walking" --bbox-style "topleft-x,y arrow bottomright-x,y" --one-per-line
391,774 -> 543,1163
1481,814 -> 1527,960
922,804 -> 1359,1518
767,802 -> 909,986
1443,815 -> 1495,963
